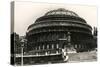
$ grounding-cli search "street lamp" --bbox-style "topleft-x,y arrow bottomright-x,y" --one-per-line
21,39 -> 24,66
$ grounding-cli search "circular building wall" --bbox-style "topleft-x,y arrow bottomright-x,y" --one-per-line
26,8 -> 93,54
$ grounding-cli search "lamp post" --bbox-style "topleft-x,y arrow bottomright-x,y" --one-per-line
21,39 -> 24,66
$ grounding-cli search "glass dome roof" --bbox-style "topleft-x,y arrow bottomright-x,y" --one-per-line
45,8 -> 79,17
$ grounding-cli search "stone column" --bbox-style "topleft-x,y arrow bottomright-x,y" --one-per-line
67,32 -> 71,49
52,44 -> 54,49
43,44 -> 44,50
56,43 -> 59,49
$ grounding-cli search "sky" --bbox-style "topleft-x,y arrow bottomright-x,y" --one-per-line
14,2 -> 97,36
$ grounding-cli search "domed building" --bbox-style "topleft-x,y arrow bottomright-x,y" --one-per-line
26,8 -> 94,63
